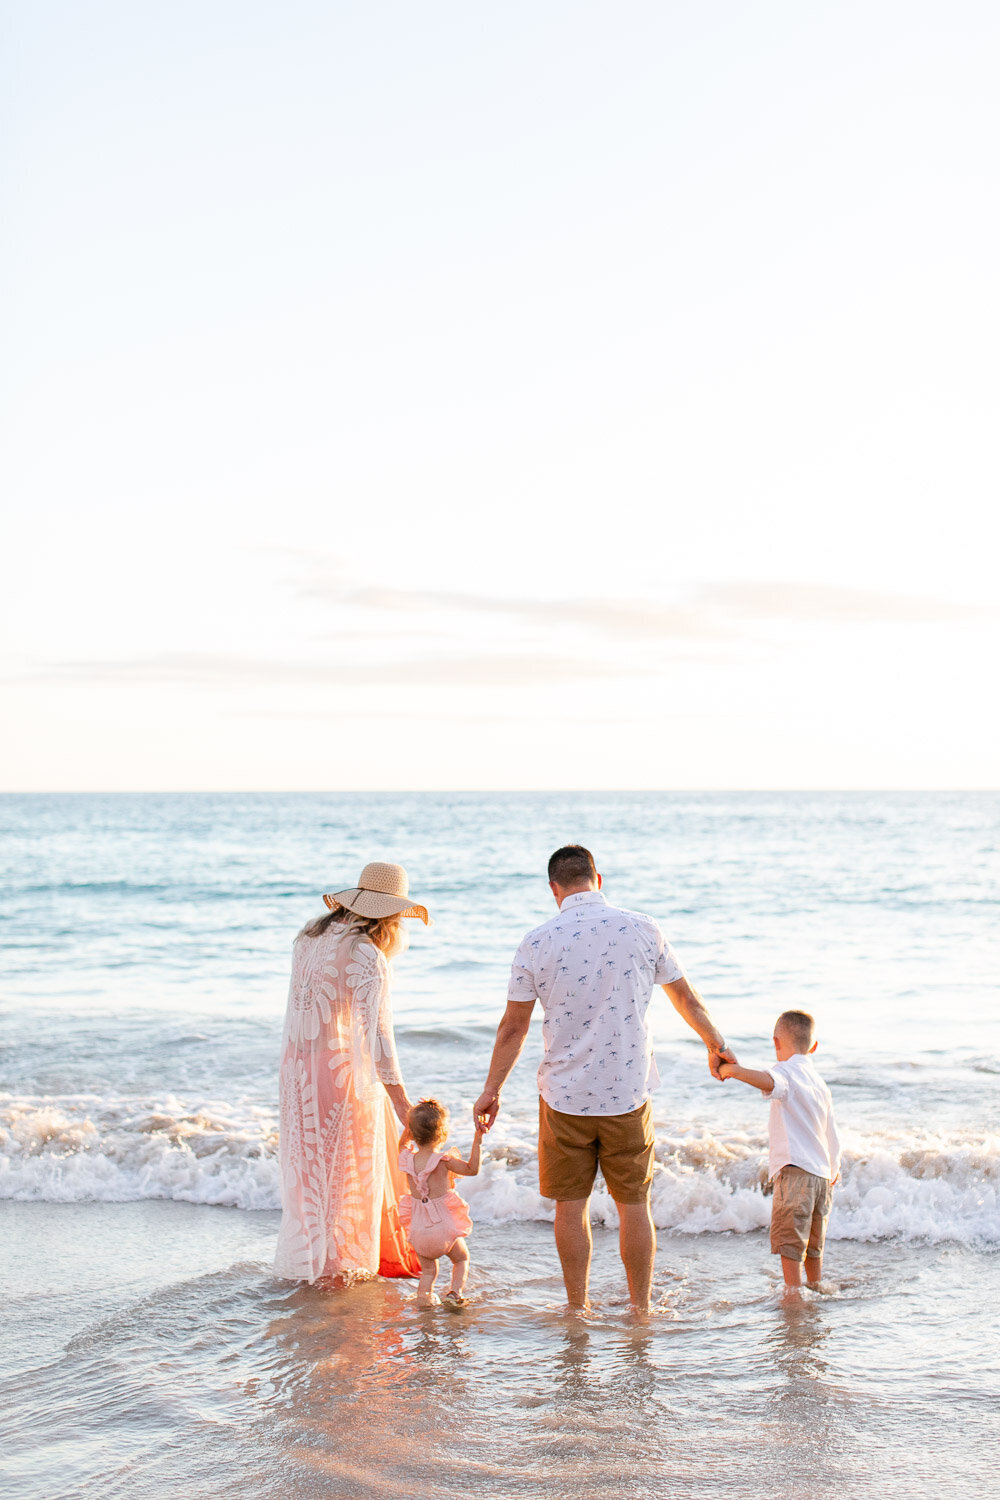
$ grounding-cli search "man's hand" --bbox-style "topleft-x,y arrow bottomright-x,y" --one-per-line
715,1057 -> 739,1081
708,1045 -> 738,1080
473,1090 -> 501,1131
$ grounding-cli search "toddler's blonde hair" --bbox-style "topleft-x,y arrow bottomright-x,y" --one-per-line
408,1098 -> 449,1147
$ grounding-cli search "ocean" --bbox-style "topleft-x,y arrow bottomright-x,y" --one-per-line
1,791 -> 998,1498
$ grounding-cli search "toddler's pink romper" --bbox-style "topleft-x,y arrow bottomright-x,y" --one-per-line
397,1146 -> 473,1259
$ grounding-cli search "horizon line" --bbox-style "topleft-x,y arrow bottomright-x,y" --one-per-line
1,787 -> 996,797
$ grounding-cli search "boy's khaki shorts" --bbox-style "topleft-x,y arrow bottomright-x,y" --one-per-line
770,1164 -> 832,1262
538,1097 -> 654,1204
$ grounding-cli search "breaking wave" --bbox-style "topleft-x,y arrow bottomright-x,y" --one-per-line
2,1092 -> 997,1247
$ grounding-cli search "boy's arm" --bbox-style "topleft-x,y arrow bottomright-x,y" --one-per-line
718,1061 -> 775,1096
444,1128 -> 484,1177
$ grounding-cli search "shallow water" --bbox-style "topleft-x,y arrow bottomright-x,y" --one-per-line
3,1202 -> 998,1500
1,792 -> 998,1495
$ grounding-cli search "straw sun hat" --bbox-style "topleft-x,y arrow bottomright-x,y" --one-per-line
323,862 -> 431,926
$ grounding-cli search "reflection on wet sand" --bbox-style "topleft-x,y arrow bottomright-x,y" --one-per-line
244,1275 -> 690,1498
747,1295 -> 861,1498
250,1279 -> 478,1497
11,1223 -> 990,1500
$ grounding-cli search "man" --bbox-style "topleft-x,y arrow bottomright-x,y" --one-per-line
473,845 -> 733,1315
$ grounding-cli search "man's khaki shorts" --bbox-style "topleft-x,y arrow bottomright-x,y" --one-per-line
538,1097 -> 655,1204
770,1164 -> 832,1262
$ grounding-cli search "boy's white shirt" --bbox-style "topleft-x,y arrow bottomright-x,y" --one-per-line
763,1053 -> 841,1182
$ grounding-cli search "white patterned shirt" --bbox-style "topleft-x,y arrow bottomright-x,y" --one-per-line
506,889 -> 684,1116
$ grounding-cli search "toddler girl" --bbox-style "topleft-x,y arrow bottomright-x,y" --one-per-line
398,1098 -> 483,1309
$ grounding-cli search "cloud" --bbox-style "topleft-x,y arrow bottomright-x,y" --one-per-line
28,651 -> 624,688
699,581 -> 980,626
300,578 -> 703,640
299,571 -> 984,636
9,576 -> 987,693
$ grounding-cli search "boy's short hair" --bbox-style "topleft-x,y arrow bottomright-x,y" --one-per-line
547,845 -> 597,888
409,1097 -> 448,1146
775,1010 -> 816,1052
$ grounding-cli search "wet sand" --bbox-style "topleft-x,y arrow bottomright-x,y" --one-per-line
2,1200 -> 997,1500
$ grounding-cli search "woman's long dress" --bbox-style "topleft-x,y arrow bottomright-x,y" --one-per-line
273,922 -> 420,1281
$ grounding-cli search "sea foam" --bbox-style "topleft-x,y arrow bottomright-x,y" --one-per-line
2,1092 -> 997,1246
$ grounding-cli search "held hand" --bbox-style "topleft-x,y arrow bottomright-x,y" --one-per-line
473,1089 -> 500,1131
709,1045 -> 738,1080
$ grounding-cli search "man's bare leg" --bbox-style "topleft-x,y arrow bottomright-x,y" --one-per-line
617,1199 -> 655,1313
781,1255 -> 804,1288
805,1253 -> 823,1286
554,1198 -> 592,1310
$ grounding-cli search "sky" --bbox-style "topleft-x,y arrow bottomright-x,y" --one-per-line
2,0 -> 998,790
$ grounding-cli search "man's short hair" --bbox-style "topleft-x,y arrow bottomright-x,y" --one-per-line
775,1010 -> 815,1052
547,845 -> 598,889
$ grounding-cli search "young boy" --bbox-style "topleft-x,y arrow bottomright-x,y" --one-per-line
720,1009 -> 840,1290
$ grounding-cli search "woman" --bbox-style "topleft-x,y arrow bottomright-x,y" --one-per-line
273,862 -> 430,1283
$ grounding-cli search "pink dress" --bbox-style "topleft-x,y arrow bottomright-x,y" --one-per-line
274,921 -> 420,1282
398,1146 -> 474,1259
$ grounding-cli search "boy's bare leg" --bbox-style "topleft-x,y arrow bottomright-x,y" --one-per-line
446,1238 -> 469,1297
617,1199 -> 655,1314
805,1208 -> 827,1285
781,1256 -> 804,1288
554,1198 -> 592,1310
416,1254 -> 439,1306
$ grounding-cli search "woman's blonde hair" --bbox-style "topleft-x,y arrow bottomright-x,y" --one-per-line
408,1098 -> 449,1147
301,904 -> 407,957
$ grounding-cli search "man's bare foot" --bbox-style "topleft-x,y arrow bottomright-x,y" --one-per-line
442,1290 -> 467,1311
416,1291 -> 440,1308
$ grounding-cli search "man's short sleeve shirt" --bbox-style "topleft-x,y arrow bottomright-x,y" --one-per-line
506,890 -> 683,1116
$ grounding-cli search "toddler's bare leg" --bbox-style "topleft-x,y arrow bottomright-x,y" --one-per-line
416,1254 -> 439,1306
446,1238 -> 469,1296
